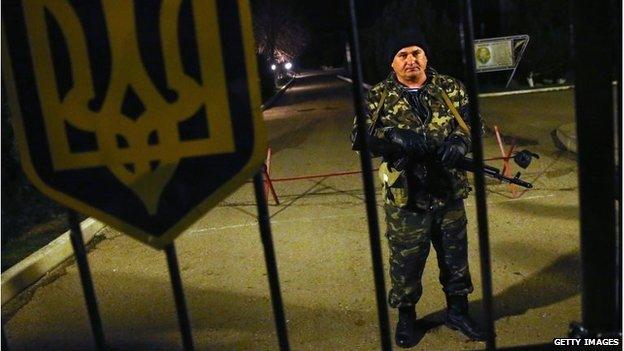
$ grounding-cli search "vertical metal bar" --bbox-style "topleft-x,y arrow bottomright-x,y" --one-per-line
346,1 -> 392,350
571,0 -> 618,334
613,0 -> 622,333
252,172 -> 290,351
3,326 -> 9,351
165,243 -> 195,351
458,0 -> 496,349
67,209 -> 107,351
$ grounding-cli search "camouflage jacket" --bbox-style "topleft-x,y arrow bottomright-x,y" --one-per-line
351,68 -> 478,210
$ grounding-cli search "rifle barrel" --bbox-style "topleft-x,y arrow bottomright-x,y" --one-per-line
458,157 -> 533,189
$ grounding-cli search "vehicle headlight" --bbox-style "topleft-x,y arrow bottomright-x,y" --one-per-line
270,64 -> 277,71
284,62 -> 293,70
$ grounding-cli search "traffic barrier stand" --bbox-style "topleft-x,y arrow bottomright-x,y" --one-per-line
263,138 -> 532,202
493,125 -> 521,198
261,131 -> 527,204
258,146 -> 384,205
262,148 -> 280,205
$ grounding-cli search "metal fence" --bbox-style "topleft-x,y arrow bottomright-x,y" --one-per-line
2,0 -> 620,350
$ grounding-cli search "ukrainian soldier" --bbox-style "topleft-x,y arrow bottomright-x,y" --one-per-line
351,28 -> 486,347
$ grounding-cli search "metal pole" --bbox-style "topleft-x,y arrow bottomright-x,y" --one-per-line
252,172 -> 290,351
617,9 -> 623,338
346,1 -> 392,350
67,209 -> 107,351
613,0 -> 622,334
165,243 -> 195,351
570,0 -> 619,336
459,0 -> 497,349
505,36 -> 530,88
2,327 -> 9,351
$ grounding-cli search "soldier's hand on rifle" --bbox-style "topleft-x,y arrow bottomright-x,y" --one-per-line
385,128 -> 428,159
438,136 -> 468,167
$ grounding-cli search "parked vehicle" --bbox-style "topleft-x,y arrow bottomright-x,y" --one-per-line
270,60 -> 295,88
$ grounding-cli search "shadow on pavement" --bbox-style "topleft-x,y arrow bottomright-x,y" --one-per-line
496,201 -> 579,221
419,251 -> 580,334
6,251 -> 579,350
6,270 -> 374,350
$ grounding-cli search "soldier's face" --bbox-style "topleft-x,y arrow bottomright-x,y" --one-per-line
391,45 -> 428,82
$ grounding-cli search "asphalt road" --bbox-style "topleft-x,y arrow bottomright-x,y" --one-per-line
3,71 -> 580,350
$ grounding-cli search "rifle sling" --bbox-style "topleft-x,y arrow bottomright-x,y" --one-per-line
438,89 -> 471,135
367,87 -> 389,135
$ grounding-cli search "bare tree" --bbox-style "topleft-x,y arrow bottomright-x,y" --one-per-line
252,0 -> 310,63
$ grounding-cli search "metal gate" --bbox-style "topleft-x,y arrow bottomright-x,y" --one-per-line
2,0 -> 621,350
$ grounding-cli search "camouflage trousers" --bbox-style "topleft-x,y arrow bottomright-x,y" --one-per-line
384,199 -> 474,308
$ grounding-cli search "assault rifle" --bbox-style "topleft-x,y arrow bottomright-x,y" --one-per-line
391,149 -> 538,189
455,151 -> 537,189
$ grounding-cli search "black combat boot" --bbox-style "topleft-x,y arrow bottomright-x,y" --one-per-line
395,305 -> 418,348
445,295 -> 487,341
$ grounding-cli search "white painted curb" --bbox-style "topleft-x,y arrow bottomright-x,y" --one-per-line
554,122 -> 578,153
1,218 -> 106,304
478,85 -> 573,97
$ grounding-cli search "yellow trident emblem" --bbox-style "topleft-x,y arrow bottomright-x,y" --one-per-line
22,0 -> 235,215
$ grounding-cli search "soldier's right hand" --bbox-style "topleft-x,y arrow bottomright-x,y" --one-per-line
385,128 -> 428,159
